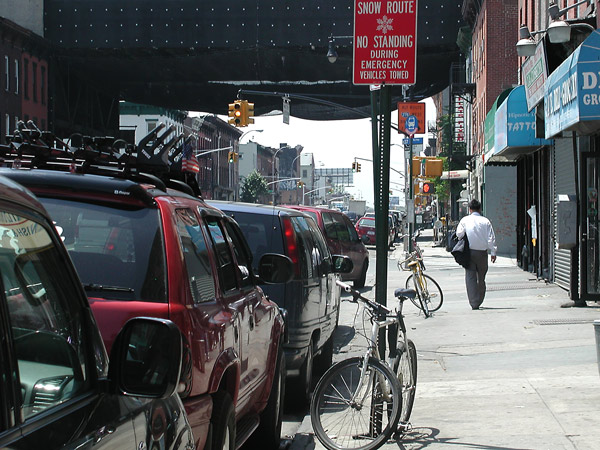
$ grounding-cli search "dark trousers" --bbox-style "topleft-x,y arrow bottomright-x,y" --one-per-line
465,249 -> 488,308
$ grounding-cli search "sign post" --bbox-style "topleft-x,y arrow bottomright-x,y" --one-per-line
354,1 -> 419,352
405,115 -> 418,251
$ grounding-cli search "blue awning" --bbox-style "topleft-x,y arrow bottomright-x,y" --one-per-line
488,86 -> 552,162
544,29 -> 600,138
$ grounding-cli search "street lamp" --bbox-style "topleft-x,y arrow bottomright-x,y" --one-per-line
327,35 -> 353,63
547,0 -> 593,43
239,129 -> 263,143
272,147 -> 283,205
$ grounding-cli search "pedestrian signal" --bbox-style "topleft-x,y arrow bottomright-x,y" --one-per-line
228,101 -> 243,126
422,182 -> 434,194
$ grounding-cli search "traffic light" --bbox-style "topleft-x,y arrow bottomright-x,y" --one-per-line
356,163 -> 361,172
351,161 -> 357,172
228,151 -> 234,163
228,101 -> 242,126
245,100 -> 255,126
297,181 -> 304,188
422,182 -> 434,195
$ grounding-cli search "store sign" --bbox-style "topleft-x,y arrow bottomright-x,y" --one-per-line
454,95 -> 466,143
545,30 -> 600,138
494,86 -> 552,155
522,40 -> 548,112
353,0 -> 418,85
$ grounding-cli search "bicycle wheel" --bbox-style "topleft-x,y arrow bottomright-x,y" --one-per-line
310,357 -> 402,450
405,274 -> 443,313
405,273 -> 430,316
393,339 -> 417,425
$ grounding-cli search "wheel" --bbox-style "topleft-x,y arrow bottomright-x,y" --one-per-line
210,391 -> 235,450
310,357 -> 401,450
405,274 -> 443,313
393,339 -> 417,426
354,260 -> 368,289
315,335 -> 334,378
289,342 -> 314,406
250,347 -> 285,449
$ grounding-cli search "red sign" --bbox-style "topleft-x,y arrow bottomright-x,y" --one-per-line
353,0 -> 418,85
397,101 -> 425,135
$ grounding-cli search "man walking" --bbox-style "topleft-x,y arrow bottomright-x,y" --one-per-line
456,199 -> 497,310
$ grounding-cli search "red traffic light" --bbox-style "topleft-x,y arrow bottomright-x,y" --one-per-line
422,182 -> 434,194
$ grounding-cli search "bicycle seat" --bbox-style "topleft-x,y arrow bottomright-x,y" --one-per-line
394,288 -> 416,299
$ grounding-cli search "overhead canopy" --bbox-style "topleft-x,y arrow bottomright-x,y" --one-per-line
483,88 -> 512,161
544,29 -> 600,138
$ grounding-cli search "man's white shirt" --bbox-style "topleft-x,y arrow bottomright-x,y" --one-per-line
456,212 -> 497,256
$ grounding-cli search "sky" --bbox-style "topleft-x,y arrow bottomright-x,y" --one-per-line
197,97 -> 436,208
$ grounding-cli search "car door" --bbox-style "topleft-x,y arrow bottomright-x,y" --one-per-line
203,214 -> 266,413
321,212 -> 342,255
0,208 -> 137,449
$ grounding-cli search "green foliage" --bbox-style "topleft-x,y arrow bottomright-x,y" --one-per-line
240,170 -> 269,203
433,157 -> 450,203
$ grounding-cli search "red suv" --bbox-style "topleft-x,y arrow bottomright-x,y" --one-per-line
1,126 -> 292,450
285,206 -> 370,288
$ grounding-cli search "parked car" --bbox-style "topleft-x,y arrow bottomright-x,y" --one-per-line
208,201 -> 352,404
285,205 -> 370,288
1,165 -> 292,450
0,175 -> 194,449
355,215 -> 395,248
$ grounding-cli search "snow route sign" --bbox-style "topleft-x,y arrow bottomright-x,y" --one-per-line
353,0 -> 418,85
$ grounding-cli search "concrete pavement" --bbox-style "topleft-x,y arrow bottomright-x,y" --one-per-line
289,230 -> 600,450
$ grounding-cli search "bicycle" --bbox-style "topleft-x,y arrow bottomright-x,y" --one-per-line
397,231 -> 443,317
309,280 -> 418,450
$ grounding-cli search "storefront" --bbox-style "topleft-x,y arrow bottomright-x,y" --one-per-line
486,86 -> 553,264
544,29 -> 600,302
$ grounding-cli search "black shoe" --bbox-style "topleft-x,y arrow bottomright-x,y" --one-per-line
471,306 -> 479,310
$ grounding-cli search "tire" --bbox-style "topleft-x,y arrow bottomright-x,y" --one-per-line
354,260 -> 368,289
405,274 -> 443,313
251,348 -> 285,449
310,357 -> 401,450
289,342 -> 314,406
210,391 -> 235,450
315,335 -> 334,378
393,339 -> 417,425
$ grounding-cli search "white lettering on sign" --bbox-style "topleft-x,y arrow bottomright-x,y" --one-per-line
373,35 -> 414,48
545,71 -> 578,117
387,1 -> 415,13
357,1 -> 382,14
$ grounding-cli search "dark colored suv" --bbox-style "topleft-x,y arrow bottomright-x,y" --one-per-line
0,175 -> 194,449
208,201 -> 352,403
285,205 -> 370,288
1,126 -> 292,450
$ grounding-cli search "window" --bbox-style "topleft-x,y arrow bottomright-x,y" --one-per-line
14,59 -> 18,94
4,55 -> 8,91
23,58 -> 29,100
332,213 -> 351,242
290,216 -> 318,279
205,217 -> 237,292
5,114 -> 9,137
322,212 -> 337,239
0,209 -> 90,420
32,62 -> 37,103
146,120 -> 158,134
302,169 -> 308,178
40,66 -> 46,105
175,209 -> 216,303
223,219 -> 254,289
40,197 -> 167,303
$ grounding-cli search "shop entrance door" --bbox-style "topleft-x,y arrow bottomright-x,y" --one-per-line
581,152 -> 600,301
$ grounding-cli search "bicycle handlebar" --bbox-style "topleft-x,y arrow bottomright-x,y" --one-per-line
336,280 -> 392,316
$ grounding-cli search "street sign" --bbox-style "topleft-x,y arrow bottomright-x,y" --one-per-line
283,97 -> 290,124
398,101 -> 426,135
405,115 -> 418,137
353,0 -> 418,85
402,137 -> 423,145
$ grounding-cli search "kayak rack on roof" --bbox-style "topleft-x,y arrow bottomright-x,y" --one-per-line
0,120 -> 202,198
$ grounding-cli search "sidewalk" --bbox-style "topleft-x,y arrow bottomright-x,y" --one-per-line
291,230 -> 600,450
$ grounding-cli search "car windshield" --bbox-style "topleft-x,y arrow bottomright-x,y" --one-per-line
357,218 -> 375,228
40,197 -> 167,303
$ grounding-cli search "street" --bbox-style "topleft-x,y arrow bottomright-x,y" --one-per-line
280,229 -> 600,450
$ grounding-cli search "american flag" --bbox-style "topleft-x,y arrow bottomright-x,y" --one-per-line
181,142 -> 200,173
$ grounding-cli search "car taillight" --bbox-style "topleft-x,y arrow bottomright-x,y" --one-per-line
282,217 -> 300,277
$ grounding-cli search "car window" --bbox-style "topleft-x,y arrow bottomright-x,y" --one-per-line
205,217 -> 238,292
289,216 -> 319,279
307,217 -> 330,263
358,218 -> 375,228
40,197 -> 167,303
342,215 -> 360,241
174,209 -> 216,303
223,220 -> 254,289
322,212 -> 337,239
0,210 -> 90,422
332,213 -> 351,242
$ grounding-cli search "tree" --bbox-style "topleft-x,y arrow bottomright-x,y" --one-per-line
240,170 -> 269,203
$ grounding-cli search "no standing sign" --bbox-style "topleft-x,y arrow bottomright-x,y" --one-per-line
353,0 -> 418,85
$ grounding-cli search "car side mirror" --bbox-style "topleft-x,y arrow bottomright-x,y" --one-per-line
257,253 -> 294,284
332,254 -> 353,274
109,317 -> 183,399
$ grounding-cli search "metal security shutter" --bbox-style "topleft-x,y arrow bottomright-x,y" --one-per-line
552,137 -> 575,290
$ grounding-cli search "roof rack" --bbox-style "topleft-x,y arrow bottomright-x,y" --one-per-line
0,120 -> 202,198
